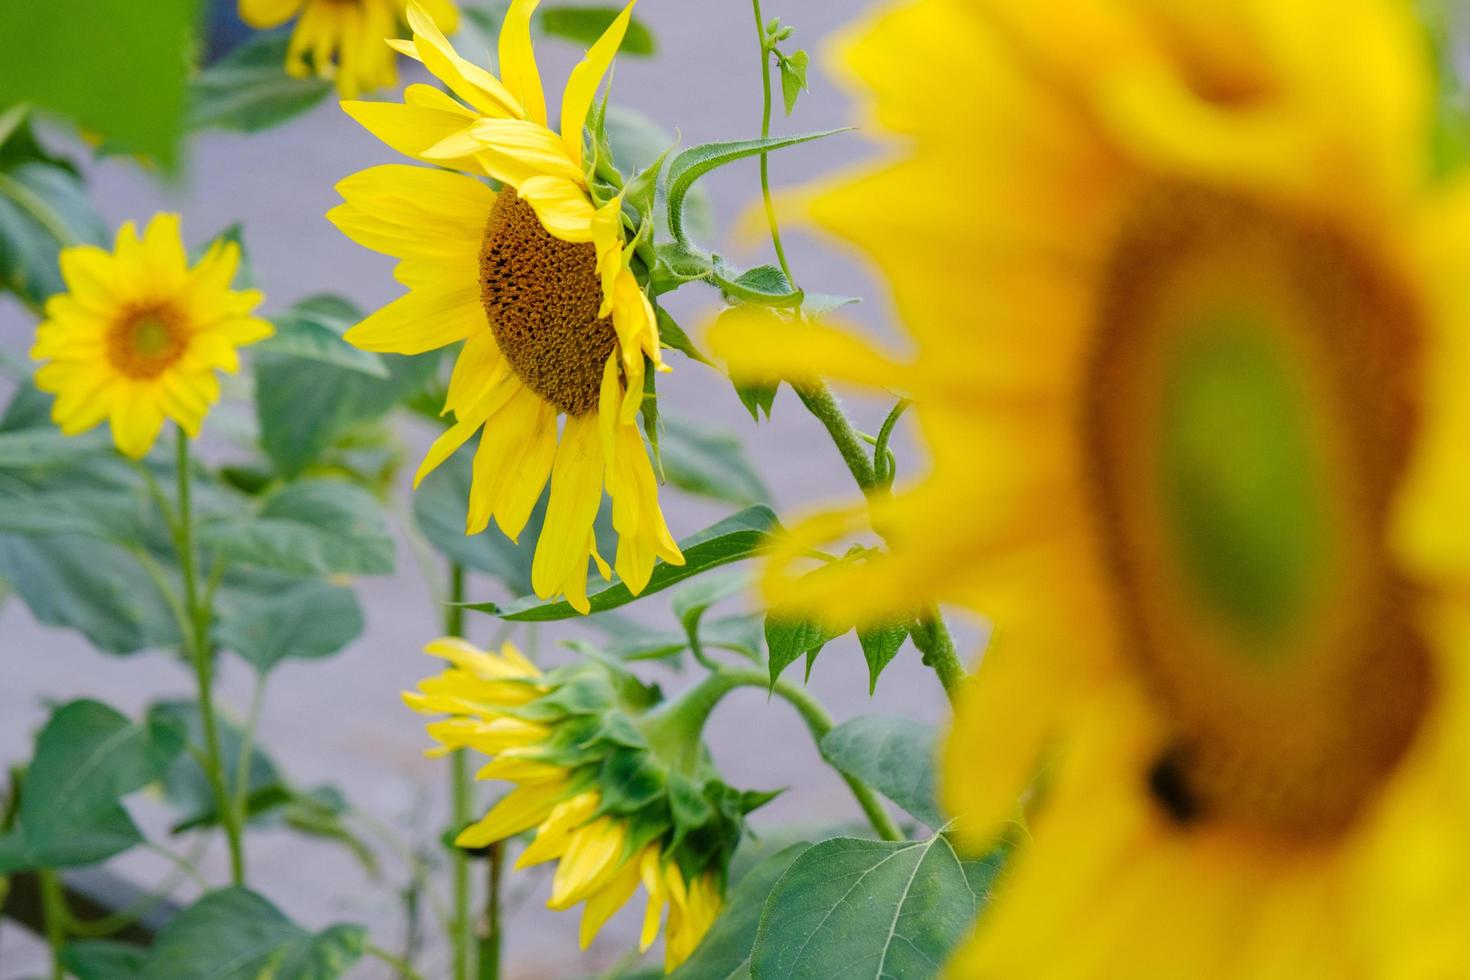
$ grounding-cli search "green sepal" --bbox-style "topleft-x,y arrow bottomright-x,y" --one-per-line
712,258 -> 803,309
654,304 -> 713,365
593,746 -> 668,816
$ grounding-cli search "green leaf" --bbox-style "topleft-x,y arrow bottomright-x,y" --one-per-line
820,715 -> 941,828
672,569 -> 749,635
712,260 -> 803,308
152,701 -> 279,832
750,834 -> 979,980
62,940 -> 147,980
137,887 -> 366,979
0,0 -> 196,168
669,843 -> 807,979
0,119 -> 107,303
202,479 -> 394,577
188,29 -> 334,134
857,621 -> 909,694
0,700 -> 185,873
215,580 -> 365,674
254,296 -> 388,377
736,381 -> 780,422
0,427 -> 110,469
664,130 -> 848,247
654,305 -> 712,365
779,50 -> 810,115
469,505 -> 779,620
765,616 -> 844,687
659,414 -> 770,507
540,5 -> 657,56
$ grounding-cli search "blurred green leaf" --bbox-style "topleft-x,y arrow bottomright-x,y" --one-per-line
188,28 -> 333,134
0,0 -> 197,168
669,843 -> 808,979
255,295 -> 388,377
62,940 -> 147,980
214,579 -> 364,674
540,5 -> 657,56
201,479 -> 394,577
820,716 -> 941,828
0,700 -> 185,873
469,505 -> 779,620
152,700 -> 279,832
658,414 -> 770,507
137,887 -> 366,979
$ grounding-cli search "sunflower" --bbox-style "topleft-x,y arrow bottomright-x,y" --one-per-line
237,0 -> 459,98
709,0 -> 1470,974
30,213 -> 272,459
404,637 -> 733,970
329,0 -> 682,614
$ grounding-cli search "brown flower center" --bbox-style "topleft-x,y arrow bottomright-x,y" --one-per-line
479,189 -> 618,416
107,303 -> 188,379
1082,183 -> 1432,842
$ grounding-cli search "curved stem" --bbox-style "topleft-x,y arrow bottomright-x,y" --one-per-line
233,673 -> 268,824
750,0 -> 796,287
174,428 -> 246,885
445,563 -> 474,980
793,383 -> 877,490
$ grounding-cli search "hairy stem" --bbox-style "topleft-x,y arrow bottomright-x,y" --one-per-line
174,429 -> 246,884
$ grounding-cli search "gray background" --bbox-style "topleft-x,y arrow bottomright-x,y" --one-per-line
0,1 -> 970,975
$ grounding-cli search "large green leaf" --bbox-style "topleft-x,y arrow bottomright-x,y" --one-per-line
0,700 -> 185,873
254,295 -> 388,377
751,834 -> 991,980
820,716 -> 941,828
137,887 -> 366,980
540,5 -> 656,55
659,415 -> 769,507
214,580 -> 364,674
0,0 -> 196,167
0,427 -> 109,469
62,940 -> 147,980
663,130 -> 847,247
669,843 -> 808,979
467,505 -> 779,620
201,479 -> 394,577
188,29 -> 333,134
0,115 -> 107,304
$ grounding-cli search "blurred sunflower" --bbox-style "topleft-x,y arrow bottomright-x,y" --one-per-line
330,0 -> 681,614
30,214 -> 271,459
238,0 -> 459,98
710,0 -> 1470,973
405,637 -> 743,970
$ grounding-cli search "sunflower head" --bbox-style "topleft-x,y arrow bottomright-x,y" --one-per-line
238,0 -> 461,98
330,0 -> 682,615
405,638 -> 763,970
29,214 -> 272,459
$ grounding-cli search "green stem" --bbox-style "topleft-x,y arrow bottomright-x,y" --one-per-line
794,384 -> 877,490
233,673 -> 267,824
643,671 -> 902,841
910,613 -> 965,700
367,943 -> 428,980
750,0 -> 796,287
173,428 -> 246,885
477,841 -> 504,980
38,869 -> 66,980
445,564 -> 475,980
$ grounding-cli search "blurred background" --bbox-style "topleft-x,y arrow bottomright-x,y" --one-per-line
0,1 -> 970,976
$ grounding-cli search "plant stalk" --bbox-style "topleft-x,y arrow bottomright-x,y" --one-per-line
445,563 -> 475,980
38,868 -> 66,980
477,841 -> 504,980
750,0 -> 796,288
174,429 -> 246,884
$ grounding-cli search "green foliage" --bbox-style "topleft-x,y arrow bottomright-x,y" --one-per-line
62,940 -> 148,980
820,716 -> 942,828
137,887 -> 366,979
657,413 -> 770,507
765,616 -> 843,687
0,701 -> 185,873
469,505 -> 780,620
188,30 -> 334,134
0,110 -> 107,305
541,5 -> 658,56
201,479 -> 395,578
0,0 -> 197,167
779,50 -> 810,115
857,622 -> 909,693
750,834 -> 997,980
214,580 -> 364,674
668,843 -> 807,979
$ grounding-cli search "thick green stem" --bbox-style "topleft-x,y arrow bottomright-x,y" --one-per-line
367,943 -> 428,980
174,429 -> 246,885
794,383 -> 877,490
476,841 -> 504,980
38,869 -> 66,980
909,613 -> 965,700
643,671 -> 902,841
445,564 -> 475,980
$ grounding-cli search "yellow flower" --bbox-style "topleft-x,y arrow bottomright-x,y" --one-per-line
404,637 -> 731,971
330,0 -> 682,614
30,214 -> 272,459
238,0 -> 459,98
711,0 -> 1470,974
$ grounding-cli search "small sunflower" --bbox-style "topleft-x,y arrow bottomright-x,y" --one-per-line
404,637 -> 740,970
711,0 -> 1470,974
30,213 -> 272,459
330,0 -> 681,614
237,0 -> 459,98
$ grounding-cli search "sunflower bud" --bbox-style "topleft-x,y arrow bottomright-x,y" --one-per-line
404,637 -> 770,970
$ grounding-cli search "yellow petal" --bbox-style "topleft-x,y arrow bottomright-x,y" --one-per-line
559,0 -> 637,171
499,0 -> 547,126
341,98 -> 479,165
404,1 -> 524,118
514,175 -> 596,242
531,413 -> 606,613
412,370 -> 519,487
343,282 -> 482,354
579,857 -> 642,949
238,0 -> 301,29
424,118 -> 583,188
467,383 -> 558,540
456,781 -> 567,848
517,791 -> 600,868
550,817 -> 626,908
707,309 -> 912,389
110,385 -> 166,459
